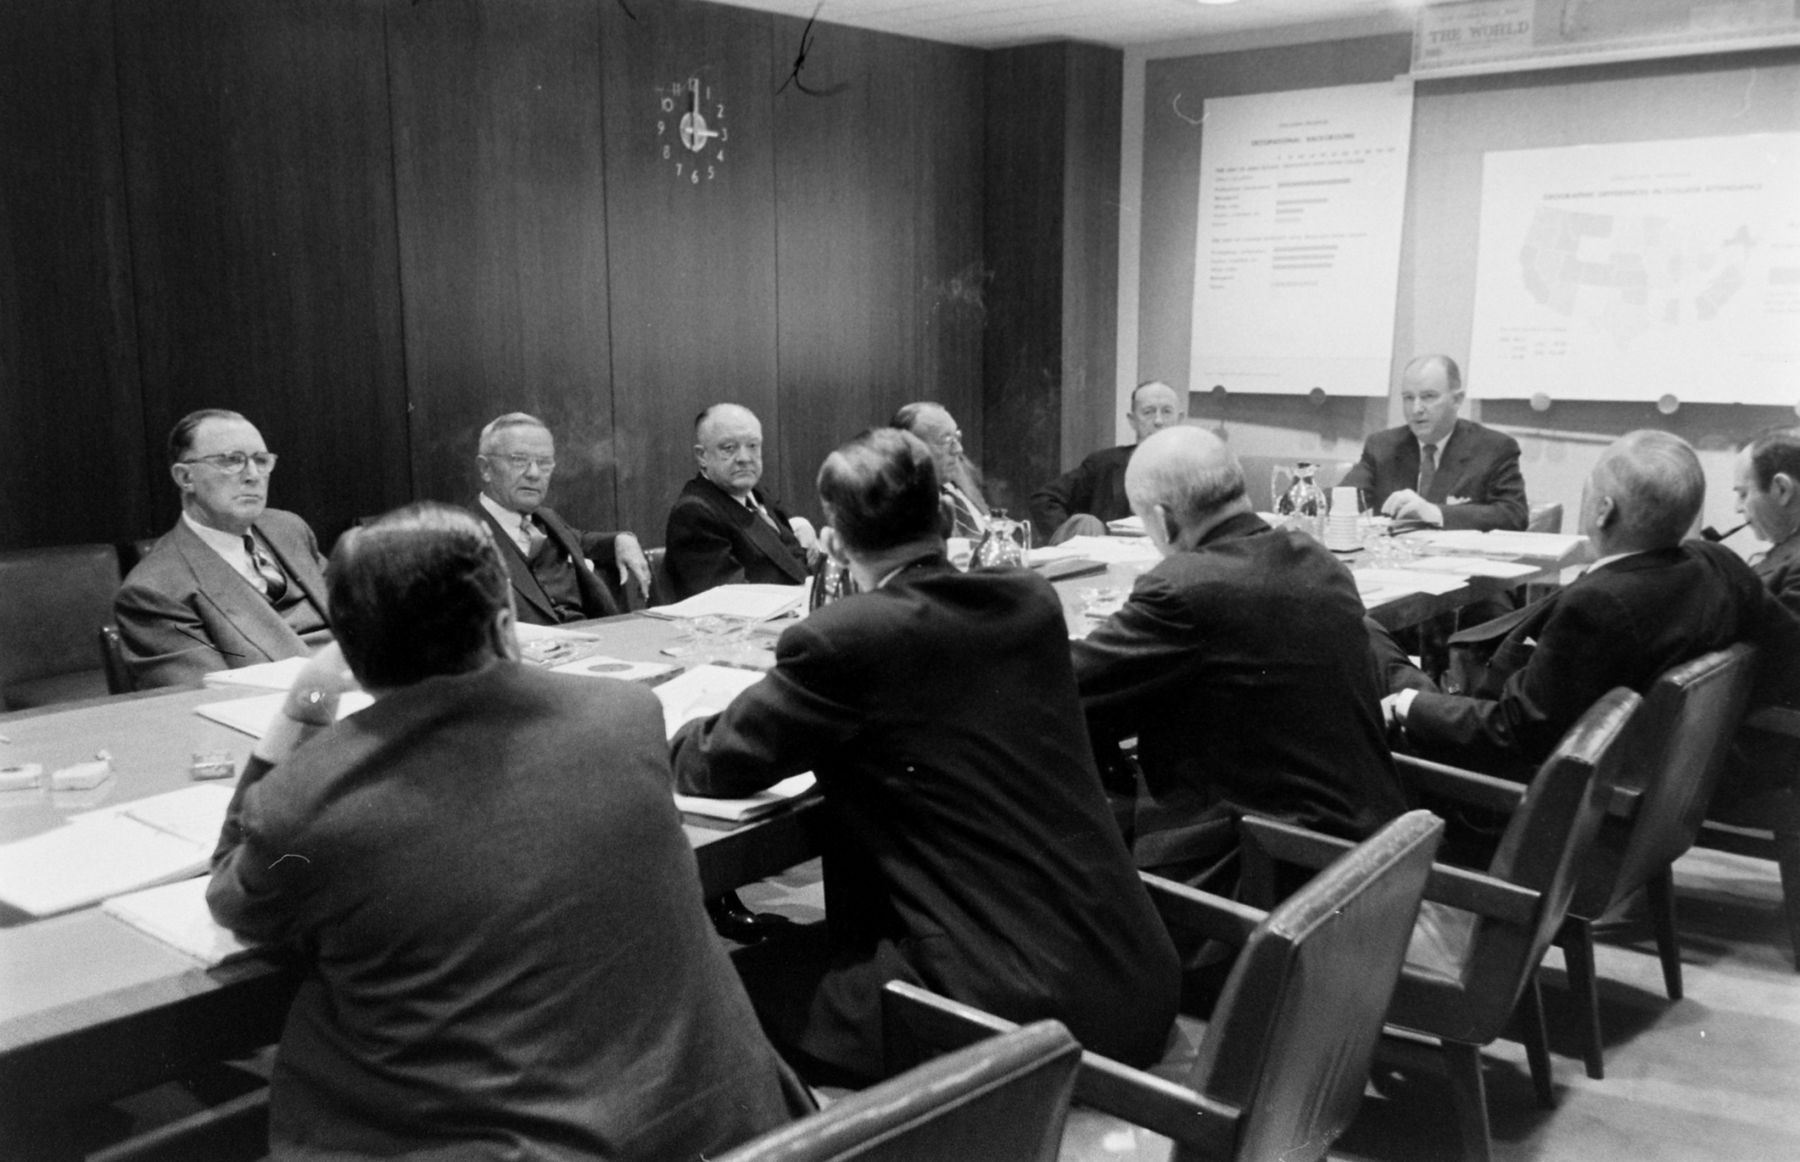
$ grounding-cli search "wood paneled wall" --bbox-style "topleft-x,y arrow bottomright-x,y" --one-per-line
0,0 -> 986,552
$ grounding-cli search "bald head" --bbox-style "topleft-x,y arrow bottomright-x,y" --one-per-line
1583,430 -> 1704,553
1125,427 -> 1249,551
1127,381 -> 1183,442
693,403 -> 765,499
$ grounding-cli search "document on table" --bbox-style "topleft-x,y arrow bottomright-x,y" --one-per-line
1106,516 -> 1146,536
201,656 -> 315,691
1354,568 -> 1469,596
1401,556 -> 1541,580
101,876 -> 255,967
653,665 -> 817,821
1409,530 -> 1589,562
1029,536 -> 1159,566
548,655 -> 678,683
644,583 -> 809,622
195,691 -> 375,739
0,784 -> 236,917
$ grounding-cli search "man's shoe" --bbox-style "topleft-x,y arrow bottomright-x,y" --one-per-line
706,891 -> 796,944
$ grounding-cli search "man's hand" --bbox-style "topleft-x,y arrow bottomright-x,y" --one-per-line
1380,689 -> 1418,732
613,532 -> 652,599
255,644 -> 357,766
788,516 -> 819,552
1381,488 -> 1444,527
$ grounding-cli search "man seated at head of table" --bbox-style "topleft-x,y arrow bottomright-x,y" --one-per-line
1338,354 -> 1528,531
670,427 -> 1179,1086
1030,379 -> 1185,544
207,503 -> 812,1160
115,408 -> 332,688
890,401 -> 989,539
471,411 -> 651,619
663,403 -> 817,601
1071,426 -> 1407,894
1376,430 -> 1780,777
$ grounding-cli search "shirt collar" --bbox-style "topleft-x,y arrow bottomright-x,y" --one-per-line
479,492 -> 535,548
183,511 -> 254,559
1420,424 -> 1454,459
1587,548 -> 1649,574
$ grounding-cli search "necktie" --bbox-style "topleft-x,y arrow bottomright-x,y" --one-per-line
522,513 -> 546,557
745,498 -> 781,533
1418,443 -> 1438,500
244,535 -> 288,603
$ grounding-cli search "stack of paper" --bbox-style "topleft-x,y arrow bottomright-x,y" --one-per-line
196,691 -> 375,739
1410,529 -> 1590,564
101,876 -> 254,966
1106,516 -> 1146,537
1401,556 -> 1540,580
0,784 -> 235,917
652,665 -> 766,739
674,774 -> 818,823
645,583 -> 809,622
1030,536 -> 1159,566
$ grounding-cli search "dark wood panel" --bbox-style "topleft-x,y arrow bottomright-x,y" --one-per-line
1059,43 -> 1121,475
601,0 -> 783,538
982,44 -> 1069,515
0,0 -> 149,550
115,0 -> 409,547
770,16 -> 986,515
387,0 -> 617,526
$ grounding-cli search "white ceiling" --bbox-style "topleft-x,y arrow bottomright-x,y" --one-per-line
714,0 -> 1429,50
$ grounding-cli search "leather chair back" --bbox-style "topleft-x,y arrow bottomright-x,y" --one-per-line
1437,687 -> 1638,1034
716,1020 -> 1081,1162
1575,644 -> 1758,917
0,543 -> 123,707
1187,809 -> 1443,1161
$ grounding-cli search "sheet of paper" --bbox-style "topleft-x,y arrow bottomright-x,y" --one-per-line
100,876 -> 255,967
674,773 -> 818,823
77,784 -> 236,849
1401,556 -> 1541,580
652,665 -> 766,739
1354,568 -> 1468,596
1029,536 -> 1159,565
1409,529 -> 1589,562
195,691 -> 375,739
200,656 -> 314,691
0,816 -> 210,917
514,622 -> 601,644
548,656 -> 678,683
644,583 -> 809,622
1106,516 -> 1146,536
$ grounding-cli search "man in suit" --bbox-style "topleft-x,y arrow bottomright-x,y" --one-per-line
890,401 -> 989,539
1339,354 -> 1528,531
1734,425 -> 1800,613
1031,379 -> 1184,544
1379,430 -> 1777,776
1072,426 -> 1406,890
472,412 -> 650,622
670,428 -> 1179,1085
115,409 -> 333,688
208,503 -> 810,1160
663,403 -> 815,600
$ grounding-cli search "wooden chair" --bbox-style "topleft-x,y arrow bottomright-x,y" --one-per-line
716,1020 -> 1082,1162
1696,702 -> 1800,971
0,543 -> 123,709
1551,644 -> 1759,1077
882,809 -> 1445,1162
1371,687 -> 1638,1162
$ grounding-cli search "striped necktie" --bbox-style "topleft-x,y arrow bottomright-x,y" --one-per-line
244,534 -> 288,603
1417,443 -> 1438,499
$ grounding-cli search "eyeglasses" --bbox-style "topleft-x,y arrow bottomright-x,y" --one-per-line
181,452 -> 278,474
489,454 -> 556,473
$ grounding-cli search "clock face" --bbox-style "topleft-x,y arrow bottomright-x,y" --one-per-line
656,76 -> 727,185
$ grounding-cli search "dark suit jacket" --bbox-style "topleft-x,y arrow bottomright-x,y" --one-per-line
670,559 -> 1179,1079
1339,418 -> 1528,531
473,500 -> 620,624
1072,512 -> 1407,881
114,509 -> 330,688
1404,540 -> 1775,772
1030,444 -> 1135,533
663,474 -> 809,601
1755,533 -> 1800,616
208,663 -> 809,1160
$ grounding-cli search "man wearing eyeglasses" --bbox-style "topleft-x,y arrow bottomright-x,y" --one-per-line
663,403 -> 816,601
472,413 -> 651,624
115,408 -> 333,688
891,402 -> 989,539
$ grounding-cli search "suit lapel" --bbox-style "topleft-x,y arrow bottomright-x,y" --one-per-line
740,491 -> 809,583
171,522 -> 297,663
476,503 -> 559,622
253,522 -> 328,619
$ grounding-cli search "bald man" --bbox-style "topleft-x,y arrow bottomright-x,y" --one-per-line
1378,430 -> 1778,775
1071,426 -> 1405,891
1340,354 -> 1527,531
663,404 -> 815,601
1031,380 -> 1185,544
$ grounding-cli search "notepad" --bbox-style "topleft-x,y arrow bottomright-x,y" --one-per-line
195,691 -> 375,739
645,584 -> 809,622
101,876 -> 255,967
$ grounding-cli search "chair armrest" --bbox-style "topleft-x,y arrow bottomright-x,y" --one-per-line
1423,863 -> 1541,927
881,981 -> 1241,1156
1396,754 -> 1528,815
1138,872 -> 1265,949
1744,705 -> 1800,738
1238,815 -> 1356,872
1606,783 -> 1643,821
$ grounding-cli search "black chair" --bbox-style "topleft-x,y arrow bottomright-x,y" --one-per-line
646,545 -> 673,607
1697,702 -> 1800,971
716,1020 -> 1081,1162
99,624 -> 136,696
882,809 -> 1444,1162
0,543 -> 123,709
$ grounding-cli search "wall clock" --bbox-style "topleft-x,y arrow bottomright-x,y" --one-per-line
657,75 -> 727,184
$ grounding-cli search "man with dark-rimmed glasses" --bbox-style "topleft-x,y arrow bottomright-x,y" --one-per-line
115,408 -> 332,687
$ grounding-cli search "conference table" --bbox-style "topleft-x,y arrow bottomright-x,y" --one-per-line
0,527 -> 1584,1146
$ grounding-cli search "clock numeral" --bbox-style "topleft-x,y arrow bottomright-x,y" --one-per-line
660,96 -> 674,113
715,103 -> 725,118
716,149 -> 725,164
718,127 -> 728,143
656,119 -> 664,135
707,165 -> 716,181
675,162 -> 683,176
691,169 -> 699,184
662,144 -> 670,160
